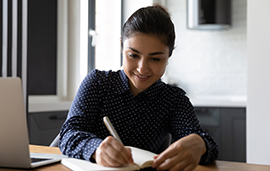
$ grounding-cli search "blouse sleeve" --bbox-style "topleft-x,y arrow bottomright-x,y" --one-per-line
169,91 -> 219,164
59,70 -> 104,161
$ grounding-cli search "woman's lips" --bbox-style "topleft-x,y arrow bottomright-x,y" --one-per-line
136,74 -> 150,81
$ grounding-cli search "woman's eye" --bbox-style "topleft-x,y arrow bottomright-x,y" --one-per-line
129,54 -> 138,58
151,58 -> 161,62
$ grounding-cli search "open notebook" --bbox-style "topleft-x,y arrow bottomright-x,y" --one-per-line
0,77 -> 67,169
61,146 -> 157,171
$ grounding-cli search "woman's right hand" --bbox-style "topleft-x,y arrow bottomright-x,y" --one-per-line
92,136 -> 133,167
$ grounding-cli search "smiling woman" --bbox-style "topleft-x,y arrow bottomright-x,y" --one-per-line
123,33 -> 169,96
59,4 -> 218,171
121,4 -> 174,96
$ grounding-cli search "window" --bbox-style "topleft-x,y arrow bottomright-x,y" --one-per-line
29,0 -> 90,112
28,0 -> 123,112
94,0 -> 122,71
88,0 -> 95,71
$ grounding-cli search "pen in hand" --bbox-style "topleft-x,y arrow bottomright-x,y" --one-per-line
103,116 -> 123,144
103,116 -> 134,165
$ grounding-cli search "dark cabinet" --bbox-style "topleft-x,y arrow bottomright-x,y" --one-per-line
28,111 -> 67,146
195,107 -> 246,162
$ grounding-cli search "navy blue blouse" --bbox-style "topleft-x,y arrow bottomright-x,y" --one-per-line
59,69 -> 218,164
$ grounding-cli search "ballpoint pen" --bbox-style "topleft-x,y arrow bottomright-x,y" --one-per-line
103,116 -> 123,144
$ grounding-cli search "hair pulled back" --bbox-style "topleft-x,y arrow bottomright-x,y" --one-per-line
122,4 -> 175,57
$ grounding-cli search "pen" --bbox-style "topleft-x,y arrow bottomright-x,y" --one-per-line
103,116 -> 123,144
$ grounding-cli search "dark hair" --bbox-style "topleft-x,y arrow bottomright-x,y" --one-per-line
121,4 -> 175,57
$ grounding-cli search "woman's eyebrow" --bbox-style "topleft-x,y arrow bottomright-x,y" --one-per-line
149,52 -> 164,56
128,47 -> 141,54
127,47 -> 164,56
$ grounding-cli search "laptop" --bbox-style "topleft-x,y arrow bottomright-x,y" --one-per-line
0,77 -> 66,169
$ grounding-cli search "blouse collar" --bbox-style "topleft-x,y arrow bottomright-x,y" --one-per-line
116,70 -> 165,99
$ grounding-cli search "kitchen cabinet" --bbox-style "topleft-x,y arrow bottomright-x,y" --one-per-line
195,107 -> 246,162
28,111 -> 68,146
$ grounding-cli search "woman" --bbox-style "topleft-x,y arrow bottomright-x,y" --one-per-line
59,4 -> 218,171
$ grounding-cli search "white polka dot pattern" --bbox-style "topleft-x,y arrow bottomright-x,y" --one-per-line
59,69 -> 218,164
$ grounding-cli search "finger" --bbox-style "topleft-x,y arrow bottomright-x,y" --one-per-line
105,144 -> 130,165
97,154 -> 111,167
125,147 -> 134,163
95,146 -> 121,166
182,163 -> 197,171
102,150 -> 124,167
111,143 -> 132,164
153,155 -> 159,160
96,146 -> 123,167
112,144 -> 130,161
105,137 -> 132,165
160,157 -> 197,171
156,155 -> 186,171
152,146 -> 178,168
167,162 -> 187,171
97,137 -> 129,166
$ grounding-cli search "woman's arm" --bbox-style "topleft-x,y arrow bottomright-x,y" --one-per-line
59,70 -> 133,166
59,70 -> 104,161
153,91 -> 218,170
152,134 -> 206,170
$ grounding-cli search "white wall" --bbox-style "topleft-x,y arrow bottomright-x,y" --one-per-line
247,0 -> 270,165
122,0 -> 153,23
164,0 -> 247,97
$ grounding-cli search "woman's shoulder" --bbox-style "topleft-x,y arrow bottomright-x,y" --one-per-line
162,83 -> 193,109
163,83 -> 187,97
87,69 -> 122,81
90,69 -> 120,77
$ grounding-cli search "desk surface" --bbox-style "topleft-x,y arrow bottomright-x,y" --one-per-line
0,145 -> 270,171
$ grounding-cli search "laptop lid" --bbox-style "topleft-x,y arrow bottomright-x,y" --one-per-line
0,77 -> 63,169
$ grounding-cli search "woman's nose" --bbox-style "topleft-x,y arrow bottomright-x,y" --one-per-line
137,59 -> 149,74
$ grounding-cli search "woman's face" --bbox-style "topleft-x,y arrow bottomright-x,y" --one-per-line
123,32 -> 169,96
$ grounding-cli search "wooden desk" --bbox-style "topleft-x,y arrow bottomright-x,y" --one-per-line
0,145 -> 270,171
0,145 -> 69,171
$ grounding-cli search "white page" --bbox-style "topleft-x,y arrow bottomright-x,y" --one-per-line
128,146 -> 156,168
61,158 -> 139,171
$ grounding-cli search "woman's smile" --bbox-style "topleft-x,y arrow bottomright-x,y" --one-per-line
135,74 -> 151,81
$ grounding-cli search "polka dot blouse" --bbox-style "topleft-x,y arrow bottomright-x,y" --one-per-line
59,69 -> 218,164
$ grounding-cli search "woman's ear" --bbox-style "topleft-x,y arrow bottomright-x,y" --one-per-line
120,38 -> 123,52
